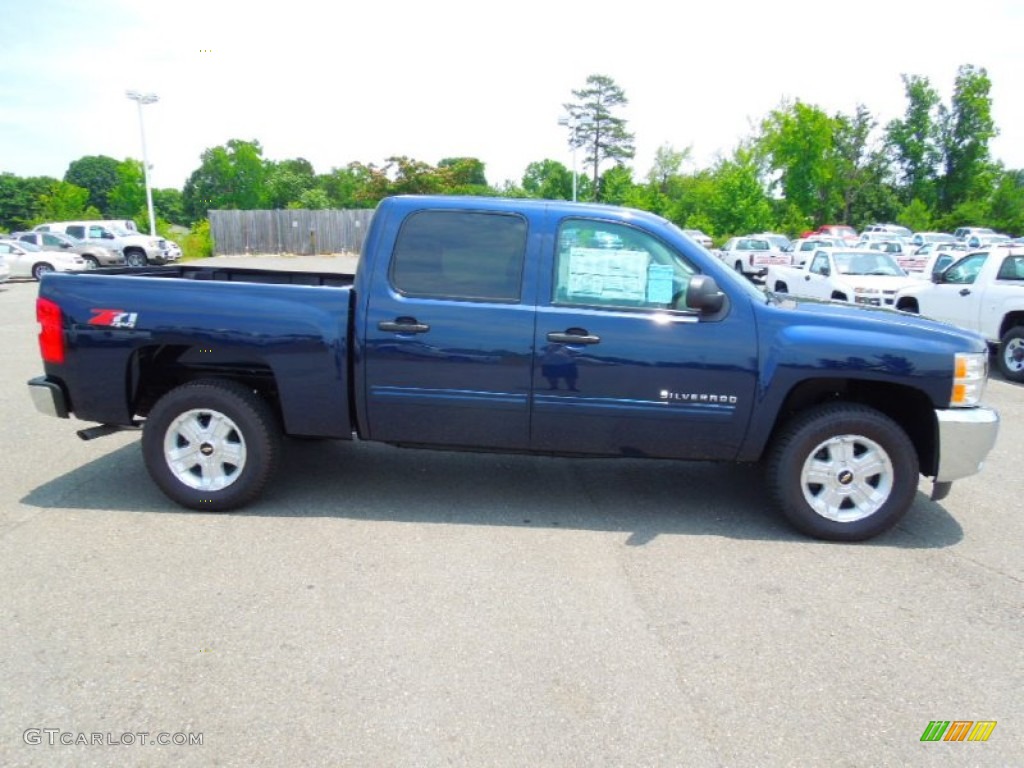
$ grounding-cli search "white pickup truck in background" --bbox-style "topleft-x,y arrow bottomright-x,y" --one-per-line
895,246 -> 1024,381
717,236 -> 793,278
766,248 -> 917,307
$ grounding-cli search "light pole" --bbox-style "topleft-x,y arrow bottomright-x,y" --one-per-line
558,113 -> 593,202
126,90 -> 158,236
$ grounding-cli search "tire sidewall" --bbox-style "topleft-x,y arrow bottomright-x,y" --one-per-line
142,381 -> 279,511
768,405 -> 919,541
998,327 -> 1024,383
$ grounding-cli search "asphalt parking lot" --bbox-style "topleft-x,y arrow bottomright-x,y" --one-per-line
0,270 -> 1021,767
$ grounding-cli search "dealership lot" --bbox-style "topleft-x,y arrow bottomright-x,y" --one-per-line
0,274 -> 1021,767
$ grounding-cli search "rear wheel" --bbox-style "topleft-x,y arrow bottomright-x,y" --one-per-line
998,326 -> 1024,383
766,403 -> 918,541
32,262 -> 54,280
142,379 -> 281,511
734,260 -> 744,274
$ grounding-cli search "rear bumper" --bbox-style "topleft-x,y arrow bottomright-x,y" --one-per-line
933,406 -> 1000,482
28,376 -> 69,419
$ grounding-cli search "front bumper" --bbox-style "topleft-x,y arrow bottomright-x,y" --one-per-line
933,406 -> 1000,483
28,376 -> 69,419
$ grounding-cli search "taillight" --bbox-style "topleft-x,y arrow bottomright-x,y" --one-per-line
37,297 -> 65,364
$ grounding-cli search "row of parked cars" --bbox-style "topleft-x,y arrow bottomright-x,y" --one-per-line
0,220 -> 182,282
676,223 -> 1024,382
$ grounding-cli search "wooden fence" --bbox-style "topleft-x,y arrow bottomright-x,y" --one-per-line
209,209 -> 375,256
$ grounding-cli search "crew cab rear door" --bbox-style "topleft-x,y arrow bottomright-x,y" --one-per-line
529,217 -> 758,460
361,208 -> 538,449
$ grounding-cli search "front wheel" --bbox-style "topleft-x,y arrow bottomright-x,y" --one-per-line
32,262 -> 54,280
125,250 -> 148,267
998,326 -> 1024,383
142,380 -> 281,511
766,403 -> 919,541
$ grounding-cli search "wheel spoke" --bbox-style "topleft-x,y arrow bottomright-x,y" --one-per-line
854,449 -> 887,479
804,459 -> 834,486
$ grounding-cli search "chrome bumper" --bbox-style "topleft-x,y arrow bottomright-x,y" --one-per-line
933,406 -> 1000,483
28,376 -> 69,419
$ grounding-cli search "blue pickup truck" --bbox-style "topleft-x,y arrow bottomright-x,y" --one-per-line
28,196 -> 999,541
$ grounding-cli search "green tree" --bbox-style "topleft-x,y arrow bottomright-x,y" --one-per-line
0,173 -> 52,230
759,101 -> 840,224
563,74 -> 636,201
152,188 -> 186,226
598,165 -> 637,206
938,64 -> 997,213
646,144 -> 691,193
182,139 -> 267,219
704,147 -> 775,238
521,159 -> 573,200
438,157 -> 489,189
64,155 -> 121,214
35,181 -> 100,223
263,157 -> 316,209
885,75 -> 942,207
107,159 -> 147,223
988,169 -> 1024,235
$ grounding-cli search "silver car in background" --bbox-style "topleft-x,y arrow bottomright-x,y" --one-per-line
12,231 -> 125,268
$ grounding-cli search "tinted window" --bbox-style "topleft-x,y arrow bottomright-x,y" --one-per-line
390,210 -> 526,301
997,255 -> 1024,281
553,219 -> 696,311
66,225 -> 85,239
943,253 -> 988,284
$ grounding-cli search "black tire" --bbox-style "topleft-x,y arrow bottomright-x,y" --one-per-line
125,249 -> 148,267
998,326 -> 1024,383
766,403 -> 919,541
81,255 -> 100,269
142,379 -> 281,511
32,262 -> 54,280
734,260 -> 744,274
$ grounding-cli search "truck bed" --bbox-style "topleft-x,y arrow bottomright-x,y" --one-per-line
97,263 -> 356,288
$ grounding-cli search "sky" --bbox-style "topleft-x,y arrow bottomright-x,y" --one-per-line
2,0 -> 1022,193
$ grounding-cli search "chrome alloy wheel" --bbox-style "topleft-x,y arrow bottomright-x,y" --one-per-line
163,408 -> 247,491
1004,337 -> 1024,375
799,434 -> 894,523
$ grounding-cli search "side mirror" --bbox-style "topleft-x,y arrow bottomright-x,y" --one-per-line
685,275 -> 725,313
103,232 -> 115,240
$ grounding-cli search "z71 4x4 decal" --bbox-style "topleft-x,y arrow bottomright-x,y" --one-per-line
88,309 -> 138,329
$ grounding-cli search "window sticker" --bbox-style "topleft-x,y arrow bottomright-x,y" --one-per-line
646,264 -> 674,304
567,247 -> 649,302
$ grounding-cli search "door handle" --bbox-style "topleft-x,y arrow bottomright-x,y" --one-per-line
959,288 -> 971,296
379,318 -> 430,334
547,330 -> 600,345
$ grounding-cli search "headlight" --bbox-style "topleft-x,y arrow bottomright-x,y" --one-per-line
950,352 -> 988,407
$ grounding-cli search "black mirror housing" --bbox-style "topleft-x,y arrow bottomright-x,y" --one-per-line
686,275 -> 725,313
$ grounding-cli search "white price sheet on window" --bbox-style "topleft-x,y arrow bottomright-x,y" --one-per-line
567,247 -> 650,302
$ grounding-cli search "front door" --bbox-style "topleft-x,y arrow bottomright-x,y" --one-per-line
530,218 -> 758,460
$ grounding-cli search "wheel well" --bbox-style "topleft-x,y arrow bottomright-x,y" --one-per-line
998,313 -> 1024,340
831,291 -> 848,302
774,281 -> 788,292
896,297 -> 919,313
129,344 -> 281,424
769,378 -> 937,476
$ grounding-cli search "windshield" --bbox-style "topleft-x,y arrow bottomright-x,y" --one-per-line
833,251 -> 906,276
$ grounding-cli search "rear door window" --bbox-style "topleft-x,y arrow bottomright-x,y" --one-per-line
390,210 -> 527,302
